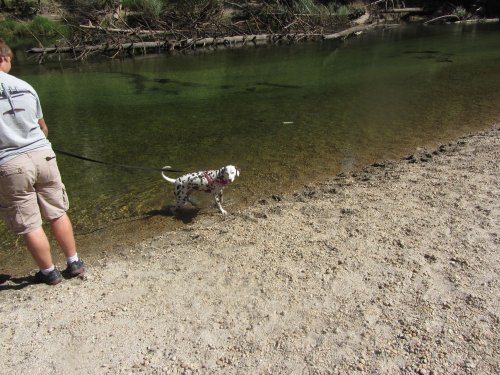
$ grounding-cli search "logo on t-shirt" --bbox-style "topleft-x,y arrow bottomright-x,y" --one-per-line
1,82 -> 29,116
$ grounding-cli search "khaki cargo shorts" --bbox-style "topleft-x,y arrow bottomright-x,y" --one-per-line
0,149 -> 69,235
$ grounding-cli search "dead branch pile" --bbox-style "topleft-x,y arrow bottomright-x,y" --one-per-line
27,1 -> 369,62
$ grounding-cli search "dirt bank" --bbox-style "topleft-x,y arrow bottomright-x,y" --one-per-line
0,125 -> 498,374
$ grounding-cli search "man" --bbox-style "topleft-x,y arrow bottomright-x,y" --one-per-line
0,39 -> 84,285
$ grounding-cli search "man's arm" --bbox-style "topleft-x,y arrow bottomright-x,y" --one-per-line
38,118 -> 48,137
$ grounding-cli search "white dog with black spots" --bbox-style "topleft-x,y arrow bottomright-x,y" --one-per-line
162,165 -> 240,215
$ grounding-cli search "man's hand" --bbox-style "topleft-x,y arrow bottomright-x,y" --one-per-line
38,118 -> 48,137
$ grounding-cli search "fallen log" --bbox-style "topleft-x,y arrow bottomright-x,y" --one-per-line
425,16 -> 499,25
27,41 -> 166,55
26,24 -> 378,60
454,18 -> 499,24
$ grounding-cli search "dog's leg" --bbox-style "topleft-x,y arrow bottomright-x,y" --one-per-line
170,191 -> 188,214
213,190 -> 227,215
187,194 -> 197,207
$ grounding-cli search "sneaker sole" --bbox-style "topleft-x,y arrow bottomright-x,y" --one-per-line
35,276 -> 62,285
69,267 -> 85,278
35,272 -> 63,285
47,278 -> 63,285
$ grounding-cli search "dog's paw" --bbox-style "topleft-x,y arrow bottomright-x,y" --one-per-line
220,209 -> 228,215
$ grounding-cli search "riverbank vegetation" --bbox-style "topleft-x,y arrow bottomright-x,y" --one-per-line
1,0 -> 499,60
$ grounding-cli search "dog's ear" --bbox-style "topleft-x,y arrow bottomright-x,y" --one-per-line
236,167 -> 240,177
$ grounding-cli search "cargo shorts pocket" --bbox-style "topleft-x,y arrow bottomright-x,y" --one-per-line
38,185 -> 69,221
0,166 -> 26,197
0,201 -> 41,235
0,166 -> 23,178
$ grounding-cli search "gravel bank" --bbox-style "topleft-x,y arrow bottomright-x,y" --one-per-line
0,126 -> 498,374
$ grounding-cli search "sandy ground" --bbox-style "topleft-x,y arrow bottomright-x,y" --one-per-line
0,125 -> 498,375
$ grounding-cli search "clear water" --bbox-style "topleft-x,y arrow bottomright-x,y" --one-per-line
1,23 -> 500,269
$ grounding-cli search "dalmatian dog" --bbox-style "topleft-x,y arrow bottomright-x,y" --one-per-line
162,165 -> 240,215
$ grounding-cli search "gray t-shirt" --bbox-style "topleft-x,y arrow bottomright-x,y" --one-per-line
0,71 -> 51,165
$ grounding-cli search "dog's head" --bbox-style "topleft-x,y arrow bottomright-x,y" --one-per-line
222,165 -> 240,183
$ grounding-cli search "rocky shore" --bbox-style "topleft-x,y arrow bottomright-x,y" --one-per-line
0,125 -> 498,374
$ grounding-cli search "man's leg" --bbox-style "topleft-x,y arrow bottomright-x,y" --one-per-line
24,227 -> 53,270
25,227 -> 63,285
51,213 -> 85,277
50,213 -> 77,258
24,213 -> 77,268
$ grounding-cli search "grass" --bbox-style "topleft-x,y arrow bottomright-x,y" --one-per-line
0,16 -> 68,38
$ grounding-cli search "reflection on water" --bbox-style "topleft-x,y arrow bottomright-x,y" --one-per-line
2,23 -> 500,267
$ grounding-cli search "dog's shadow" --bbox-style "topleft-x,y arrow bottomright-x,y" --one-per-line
146,205 -> 201,224
0,274 -> 35,291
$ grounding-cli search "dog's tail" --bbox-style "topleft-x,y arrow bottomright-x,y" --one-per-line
161,166 -> 176,183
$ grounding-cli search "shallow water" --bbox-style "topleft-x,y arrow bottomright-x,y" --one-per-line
1,23 -> 500,269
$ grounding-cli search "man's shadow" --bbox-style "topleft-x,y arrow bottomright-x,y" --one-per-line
0,274 -> 35,291
0,270 -> 84,291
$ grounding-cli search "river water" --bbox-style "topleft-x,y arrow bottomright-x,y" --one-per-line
1,23 -> 500,271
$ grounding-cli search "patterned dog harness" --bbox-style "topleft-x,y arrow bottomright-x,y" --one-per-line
203,171 -> 214,191
203,171 -> 228,192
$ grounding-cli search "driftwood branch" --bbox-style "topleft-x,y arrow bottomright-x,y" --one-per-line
79,24 -> 168,36
423,14 -> 460,25
379,8 -> 424,13
323,24 -> 375,40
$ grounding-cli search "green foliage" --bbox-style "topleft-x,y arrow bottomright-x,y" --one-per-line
75,0 -> 113,7
123,0 -> 168,27
452,6 -> 467,20
60,0 -> 122,12
291,0 -> 324,14
121,0 -> 140,9
0,19 -> 18,38
0,16 -> 68,38
175,0 -> 224,22
11,0 -> 38,17
326,2 -> 364,19
141,0 -> 166,21
28,15 -> 67,36
335,5 -> 350,16
122,0 -> 168,12
263,0 -> 364,19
